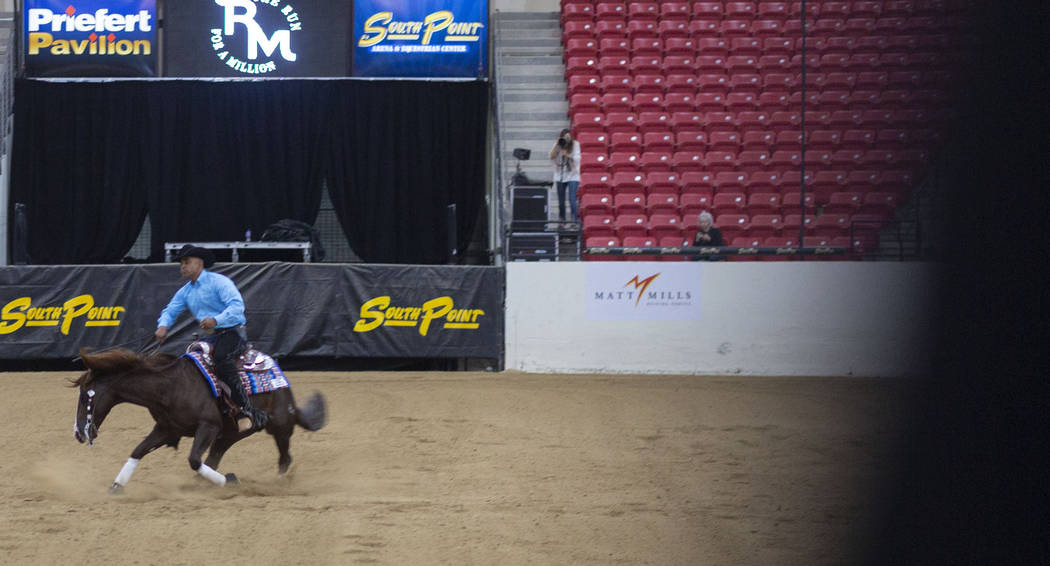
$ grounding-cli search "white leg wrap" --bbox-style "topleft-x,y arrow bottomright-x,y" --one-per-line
197,464 -> 227,486
114,458 -> 139,486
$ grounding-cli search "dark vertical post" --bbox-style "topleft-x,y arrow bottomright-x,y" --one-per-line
798,0 -> 808,252
447,203 -> 458,264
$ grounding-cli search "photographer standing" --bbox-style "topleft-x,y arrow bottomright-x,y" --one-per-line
549,128 -> 581,224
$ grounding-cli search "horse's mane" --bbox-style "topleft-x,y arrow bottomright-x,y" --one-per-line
71,348 -> 179,387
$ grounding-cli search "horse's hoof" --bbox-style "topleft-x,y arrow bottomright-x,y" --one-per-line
224,473 -> 239,485
108,483 -> 125,495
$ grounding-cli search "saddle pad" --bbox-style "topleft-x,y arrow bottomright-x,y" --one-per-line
182,351 -> 290,397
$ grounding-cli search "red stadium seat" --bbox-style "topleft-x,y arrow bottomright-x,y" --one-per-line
573,112 -> 607,134
576,131 -> 610,154
608,152 -> 641,173
632,92 -> 664,113
664,37 -> 697,57
774,129 -> 803,150
664,93 -> 696,113
748,172 -> 781,193
715,214 -> 751,242
598,38 -> 631,59
714,172 -> 749,193
692,2 -> 724,19
712,192 -> 747,215
599,75 -> 633,96
565,38 -> 599,60
671,151 -> 705,173
649,213 -> 684,240
629,56 -> 663,77
610,132 -> 643,153
562,2 -> 595,22
580,152 -> 610,173
813,213 -> 850,238
612,171 -> 647,193
647,171 -> 680,193
621,236 -> 658,261
742,130 -> 776,150
615,213 -> 649,238
626,20 -> 659,40
695,74 -> 730,95
583,214 -> 616,238
631,74 -> 665,94
595,2 -> 626,21
595,20 -> 627,41
808,130 -> 841,152
584,236 -> 621,261
747,192 -> 781,215
672,112 -> 705,131
730,37 -> 763,57
824,192 -> 863,215
643,131 -> 675,153
570,94 -> 602,115
782,213 -> 814,235
601,92 -> 632,113
637,112 -> 672,135
708,131 -> 741,153
565,56 -> 600,78
752,20 -> 783,37
689,19 -> 721,37
768,150 -> 801,169
758,92 -> 790,109
628,2 -> 660,20
639,152 -> 673,173
613,192 -> 646,215
568,74 -> 602,97
737,150 -> 770,172
579,172 -> 613,196
581,193 -> 614,216
646,192 -> 679,214
562,21 -> 596,41
748,214 -> 783,240
696,93 -> 726,112
811,171 -> 848,204
726,92 -> 758,112
781,192 -> 815,212
605,112 -> 639,135
630,37 -> 662,57
680,191 -> 713,216
663,74 -> 698,95
703,151 -> 737,173
658,20 -> 691,40
721,20 -> 752,37
675,130 -> 707,152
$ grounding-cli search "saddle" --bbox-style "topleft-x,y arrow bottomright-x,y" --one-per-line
181,341 -> 290,408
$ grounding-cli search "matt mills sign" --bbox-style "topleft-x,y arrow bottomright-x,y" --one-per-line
23,0 -> 157,77
164,0 -> 350,77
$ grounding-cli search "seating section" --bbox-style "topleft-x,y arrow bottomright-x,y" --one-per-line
562,0 -> 966,259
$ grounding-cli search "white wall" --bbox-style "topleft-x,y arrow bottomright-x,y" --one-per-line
506,262 -> 939,377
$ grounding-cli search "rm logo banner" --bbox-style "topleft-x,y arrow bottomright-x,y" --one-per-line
585,263 -> 702,321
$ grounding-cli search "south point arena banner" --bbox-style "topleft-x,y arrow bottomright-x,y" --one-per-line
163,0 -> 350,77
0,263 -> 503,360
23,0 -> 157,77
353,0 -> 488,78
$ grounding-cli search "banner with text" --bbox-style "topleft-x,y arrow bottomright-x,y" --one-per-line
352,0 -> 488,78
164,0 -> 350,77
23,0 -> 157,77
584,263 -> 703,321
0,264 -> 503,360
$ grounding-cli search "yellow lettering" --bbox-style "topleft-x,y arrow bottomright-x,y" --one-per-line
422,10 -> 453,45
354,296 -> 389,332
419,296 -> 453,336
28,32 -> 52,55
50,39 -> 71,55
61,295 -> 94,335
358,12 -> 391,47
0,297 -> 30,334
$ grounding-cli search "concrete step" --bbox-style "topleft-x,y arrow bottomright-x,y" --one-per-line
500,74 -> 566,85
497,29 -> 561,40
500,91 -> 566,103
499,101 -> 568,113
501,111 -> 569,122
494,12 -> 559,21
499,55 -> 564,66
498,38 -> 562,49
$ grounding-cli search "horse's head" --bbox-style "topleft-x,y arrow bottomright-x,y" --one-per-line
70,347 -> 143,445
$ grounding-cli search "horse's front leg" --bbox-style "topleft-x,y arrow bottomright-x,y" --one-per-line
188,422 -> 237,486
110,425 -> 171,495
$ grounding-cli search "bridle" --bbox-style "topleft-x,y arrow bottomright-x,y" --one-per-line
74,387 -> 99,446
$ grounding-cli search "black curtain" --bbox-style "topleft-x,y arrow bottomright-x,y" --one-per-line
139,80 -> 327,260
324,80 -> 489,264
10,80 -> 148,264
9,79 -> 489,265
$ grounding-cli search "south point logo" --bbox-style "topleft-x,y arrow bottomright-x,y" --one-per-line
210,0 -> 301,75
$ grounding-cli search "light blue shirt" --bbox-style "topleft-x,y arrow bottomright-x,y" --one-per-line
157,270 -> 246,329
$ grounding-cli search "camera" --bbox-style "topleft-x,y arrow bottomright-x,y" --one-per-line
556,137 -> 569,148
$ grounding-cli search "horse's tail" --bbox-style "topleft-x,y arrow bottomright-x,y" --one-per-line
295,391 -> 327,431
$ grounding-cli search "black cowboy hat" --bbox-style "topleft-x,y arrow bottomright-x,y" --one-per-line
173,244 -> 216,268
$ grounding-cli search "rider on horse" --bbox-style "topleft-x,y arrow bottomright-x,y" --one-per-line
154,244 -> 268,433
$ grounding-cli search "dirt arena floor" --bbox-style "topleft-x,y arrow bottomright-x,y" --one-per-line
1,370 -> 918,565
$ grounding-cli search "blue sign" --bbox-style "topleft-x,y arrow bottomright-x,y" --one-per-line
352,0 -> 488,78
23,0 -> 157,77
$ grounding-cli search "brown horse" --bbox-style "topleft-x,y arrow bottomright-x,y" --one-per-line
71,347 -> 326,493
